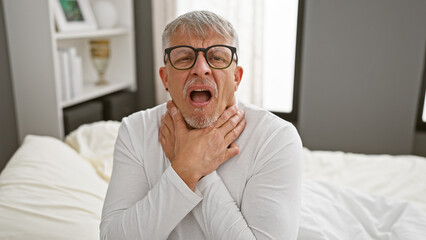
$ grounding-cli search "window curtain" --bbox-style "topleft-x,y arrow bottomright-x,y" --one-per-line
151,0 -> 265,106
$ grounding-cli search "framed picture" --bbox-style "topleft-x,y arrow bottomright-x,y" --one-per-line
54,0 -> 97,32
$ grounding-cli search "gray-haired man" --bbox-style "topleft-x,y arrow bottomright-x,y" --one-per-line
101,10 -> 302,239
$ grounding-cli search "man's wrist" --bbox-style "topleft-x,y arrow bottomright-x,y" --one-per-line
171,161 -> 202,191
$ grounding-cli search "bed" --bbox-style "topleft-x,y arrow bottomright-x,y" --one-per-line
0,121 -> 425,239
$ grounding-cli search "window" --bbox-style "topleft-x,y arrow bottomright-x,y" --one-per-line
263,0 -> 303,122
423,92 -> 426,122
416,54 -> 426,131
263,0 -> 299,113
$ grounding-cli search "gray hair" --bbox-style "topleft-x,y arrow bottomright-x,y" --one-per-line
162,11 -> 239,52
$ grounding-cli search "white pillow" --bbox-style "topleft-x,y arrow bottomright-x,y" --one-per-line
65,121 -> 120,182
0,135 -> 108,240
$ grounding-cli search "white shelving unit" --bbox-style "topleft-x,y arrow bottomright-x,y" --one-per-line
3,0 -> 136,142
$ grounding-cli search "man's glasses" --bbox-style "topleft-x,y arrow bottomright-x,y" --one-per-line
164,44 -> 238,70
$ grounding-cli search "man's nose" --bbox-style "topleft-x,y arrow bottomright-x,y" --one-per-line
190,52 -> 212,76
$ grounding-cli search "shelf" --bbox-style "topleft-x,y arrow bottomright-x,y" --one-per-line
55,28 -> 129,40
3,0 -> 135,141
61,81 -> 133,108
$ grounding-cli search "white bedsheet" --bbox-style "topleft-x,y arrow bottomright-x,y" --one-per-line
299,179 -> 426,240
302,148 -> 426,212
300,148 -> 426,239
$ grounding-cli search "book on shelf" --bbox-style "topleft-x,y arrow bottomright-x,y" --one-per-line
57,47 -> 83,102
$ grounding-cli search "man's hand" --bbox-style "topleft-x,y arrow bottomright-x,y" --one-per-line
159,101 -> 246,190
159,107 -> 176,162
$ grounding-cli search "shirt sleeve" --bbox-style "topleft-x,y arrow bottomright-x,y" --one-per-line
100,122 -> 202,240
192,125 -> 303,240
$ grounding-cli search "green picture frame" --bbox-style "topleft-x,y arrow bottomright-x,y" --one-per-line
54,0 -> 97,32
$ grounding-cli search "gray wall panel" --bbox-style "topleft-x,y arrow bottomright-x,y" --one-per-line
298,0 -> 426,154
0,0 -> 18,171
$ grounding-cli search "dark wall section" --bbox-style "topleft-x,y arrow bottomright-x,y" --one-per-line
0,0 -> 18,171
134,0 -> 156,110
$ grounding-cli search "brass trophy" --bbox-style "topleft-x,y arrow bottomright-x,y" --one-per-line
90,39 -> 110,85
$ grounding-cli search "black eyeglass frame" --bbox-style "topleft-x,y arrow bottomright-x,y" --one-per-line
164,44 -> 238,70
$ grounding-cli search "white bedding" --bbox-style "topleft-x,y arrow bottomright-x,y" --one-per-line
299,180 -> 426,239
65,121 -> 120,182
0,135 -> 108,240
300,149 -> 426,239
302,149 -> 426,212
0,121 -> 425,239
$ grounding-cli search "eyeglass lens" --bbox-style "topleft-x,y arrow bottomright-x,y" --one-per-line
169,46 -> 233,69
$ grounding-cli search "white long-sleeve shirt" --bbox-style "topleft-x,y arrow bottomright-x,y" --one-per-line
100,101 -> 303,239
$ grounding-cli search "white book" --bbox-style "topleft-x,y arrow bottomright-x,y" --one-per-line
58,49 -> 72,101
57,50 -> 67,102
67,47 -> 77,99
72,56 -> 83,98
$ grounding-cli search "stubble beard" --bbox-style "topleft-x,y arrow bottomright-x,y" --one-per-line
184,108 -> 219,129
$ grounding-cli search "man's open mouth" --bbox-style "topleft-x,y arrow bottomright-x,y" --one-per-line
183,79 -> 217,108
190,89 -> 212,103
188,87 -> 214,108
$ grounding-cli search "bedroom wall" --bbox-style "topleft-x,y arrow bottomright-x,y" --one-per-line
413,132 -> 426,157
0,0 -> 18,171
298,0 -> 426,155
1,0 -> 426,171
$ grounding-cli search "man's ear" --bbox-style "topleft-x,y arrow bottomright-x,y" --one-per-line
233,66 -> 243,91
159,67 -> 168,90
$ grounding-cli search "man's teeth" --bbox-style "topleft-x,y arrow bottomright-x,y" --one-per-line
194,89 -> 208,92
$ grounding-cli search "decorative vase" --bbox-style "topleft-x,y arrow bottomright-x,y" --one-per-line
90,39 -> 110,85
92,0 -> 118,29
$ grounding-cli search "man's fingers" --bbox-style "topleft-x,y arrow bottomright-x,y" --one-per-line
224,118 -> 246,146
165,100 -> 188,133
223,142 -> 239,162
169,106 -> 188,133
160,121 -> 171,138
158,124 -> 167,145
160,114 -> 170,134
163,112 -> 174,136
214,105 -> 238,129
166,100 -> 174,110
159,130 -> 165,144
220,109 -> 245,137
